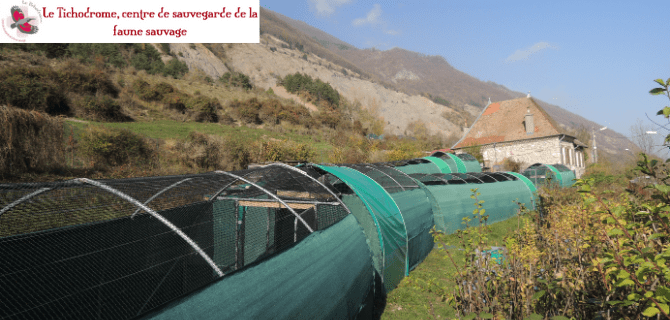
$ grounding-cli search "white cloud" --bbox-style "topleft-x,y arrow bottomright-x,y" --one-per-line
309,0 -> 353,16
505,42 -> 557,62
385,29 -> 399,35
353,4 -> 382,26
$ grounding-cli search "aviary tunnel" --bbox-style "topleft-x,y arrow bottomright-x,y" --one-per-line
0,158 -> 543,320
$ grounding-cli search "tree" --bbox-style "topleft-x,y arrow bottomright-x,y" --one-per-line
630,118 -> 655,155
651,78 -> 670,153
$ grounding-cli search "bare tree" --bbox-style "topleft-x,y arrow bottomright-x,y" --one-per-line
630,118 -> 655,155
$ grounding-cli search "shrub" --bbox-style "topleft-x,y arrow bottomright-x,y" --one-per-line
187,96 -> 220,122
160,43 -> 171,55
0,66 -> 70,115
229,98 -> 262,123
80,126 -> 156,167
502,157 -> 523,172
79,95 -> 127,121
67,43 -> 126,68
259,99 -> 310,125
57,63 -> 119,97
177,132 -> 251,170
162,58 -> 189,79
281,72 -> 340,107
130,44 -> 164,75
219,72 -> 253,90
0,106 -> 65,176
132,79 -> 162,101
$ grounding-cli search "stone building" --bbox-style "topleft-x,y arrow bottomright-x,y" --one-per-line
451,97 -> 588,178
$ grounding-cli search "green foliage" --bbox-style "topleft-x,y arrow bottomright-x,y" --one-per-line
187,96 -> 221,123
651,77 -> 670,146
79,95 -> 126,121
160,43 -> 171,55
0,66 -> 69,115
219,72 -> 253,90
81,126 -> 156,167
162,58 -> 189,79
67,44 -> 126,68
130,44 -> 164,75
281,72 -> 340,107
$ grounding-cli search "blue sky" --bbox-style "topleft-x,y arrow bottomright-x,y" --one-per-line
262,0 -> 670,149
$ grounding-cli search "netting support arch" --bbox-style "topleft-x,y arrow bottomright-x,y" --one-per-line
75,178 -> 224,277
212,171 -> 314,233
264,162 -> 351,214
131,178 -> 193,219
363,165 -> 405,191
0,187 -> 54,218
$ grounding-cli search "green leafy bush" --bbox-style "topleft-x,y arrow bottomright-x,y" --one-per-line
229,98 -> 262,123
132,79 -> 162,101
187,96 -> 221,123
219,72 -> 253,90
81,126 -> 156,167
80,95 -> 127,121
0,66 -> 69,115
162,59 -> 189,79
281,72 -> 339,107
130,44 -> 164,75
67,44 -> 126,68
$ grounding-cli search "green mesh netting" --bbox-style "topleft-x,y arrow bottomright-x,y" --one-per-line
389,189 -> 435,271
522,163 -> 575,188
506,172 -> 538,211
455,154 -> 481,173
423,157 -> 453,173
426,180 -> 533,234
143,214 -> 374,320
549,164 -> 576,187
394,161 -> 441,175
316,165 -> 408,292
445,153 -> 468,173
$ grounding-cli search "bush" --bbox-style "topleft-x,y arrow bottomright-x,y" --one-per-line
281,72 -> 340,107
132,79 -> 162,101
130,44 -> 164,75
176,131 -> 251,170
57,63 -> 119,97
229,98 -> 262,123
67,43 -> 126,68
259,99 -> 311,125
162,58 -> 189,79
80,126 -> 156,167
0,66 -> 70,115
502,157 -> 523,172
187,96 -> 220,123
0,106 -> 65,176
219,72 -> 253,90
79,95 -> 127,121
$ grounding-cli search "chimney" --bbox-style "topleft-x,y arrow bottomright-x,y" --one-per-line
525,107 -> 534,135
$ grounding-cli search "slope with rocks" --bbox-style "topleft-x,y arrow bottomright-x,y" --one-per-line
216,38 -> 462,138
266,8 -> 637,161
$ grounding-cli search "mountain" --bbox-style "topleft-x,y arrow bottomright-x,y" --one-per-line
259,8 -> 639,162
182,8 -> 636,163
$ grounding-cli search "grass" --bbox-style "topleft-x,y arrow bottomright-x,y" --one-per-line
381,216 -> 523,319
65,119 -> 333,160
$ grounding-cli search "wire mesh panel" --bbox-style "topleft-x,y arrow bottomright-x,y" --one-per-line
0,165 -> 351,320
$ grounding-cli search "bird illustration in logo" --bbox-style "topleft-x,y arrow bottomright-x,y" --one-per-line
10,6 -> 38,34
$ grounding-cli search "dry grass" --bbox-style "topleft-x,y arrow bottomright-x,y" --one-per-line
0,106 -> 65,177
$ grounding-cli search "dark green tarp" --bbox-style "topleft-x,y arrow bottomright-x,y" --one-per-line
143,214 -> 374,320
316,165 -> 408,292
419,175 -> 534,234
389,189 -> 435,271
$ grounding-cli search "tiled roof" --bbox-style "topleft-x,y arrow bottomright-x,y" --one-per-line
453,97 -> 564,149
